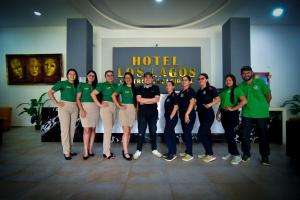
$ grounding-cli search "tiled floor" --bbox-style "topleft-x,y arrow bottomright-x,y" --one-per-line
0,127 -> 299,200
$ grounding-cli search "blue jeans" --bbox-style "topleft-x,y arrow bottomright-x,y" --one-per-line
197,110 -> 214,155
180,111 -> 196,156
241,117 -> 270,157
164,116 -> 178,156
137,110 -> 158,151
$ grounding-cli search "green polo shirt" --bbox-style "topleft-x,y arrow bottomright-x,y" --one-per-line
52,80 -> 77,102
114,84 -> 134,104
95,82 -> 118,102
77,82 -> 94,102
239,78 -> 271,118
219,87 -> 245,109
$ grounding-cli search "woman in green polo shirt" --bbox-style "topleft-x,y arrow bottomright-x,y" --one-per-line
91,70 -> 118,159
76,70 -> 99,160
112,72 -> 136,161
48,68 -> 79,160
216,74 -> 247,165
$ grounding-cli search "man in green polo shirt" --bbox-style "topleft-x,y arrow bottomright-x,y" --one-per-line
239,66 -> 272,165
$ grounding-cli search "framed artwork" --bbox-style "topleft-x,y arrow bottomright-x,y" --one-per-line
6,54 -> 63,85
253,72 -> 271,86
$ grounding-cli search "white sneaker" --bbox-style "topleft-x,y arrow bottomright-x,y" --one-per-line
133,150 -> 141,160
222,154 -> 232,160
231,156 -> 242,165
198,154 -> 206,159
203,155 -> 216,163
179,152 -> 187,157
152,150 -> 162,158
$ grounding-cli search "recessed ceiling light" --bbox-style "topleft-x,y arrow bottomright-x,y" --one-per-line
34,11 -> 42,16
272,8 -> 284,17
155,0 -> 163,3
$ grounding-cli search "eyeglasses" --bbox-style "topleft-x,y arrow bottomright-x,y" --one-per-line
106,74 -> 114,77
197,77 -> 205,81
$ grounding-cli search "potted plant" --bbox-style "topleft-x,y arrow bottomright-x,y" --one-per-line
282,94 -> 300,161
16,92 -> 50,130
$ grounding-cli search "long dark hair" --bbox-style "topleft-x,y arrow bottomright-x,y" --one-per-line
123,72 -> 137,107
67,68 -> 79,88
167,80 -> 175,94
200,73 -> 211,93
225,74 -> 237,104
86,70 -> 98,89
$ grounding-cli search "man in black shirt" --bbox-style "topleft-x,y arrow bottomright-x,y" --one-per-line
133,72 -> 162,159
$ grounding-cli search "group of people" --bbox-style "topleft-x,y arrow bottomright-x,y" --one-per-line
48,65 -> 272,166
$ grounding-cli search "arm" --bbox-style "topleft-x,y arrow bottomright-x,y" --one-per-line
112,93 -> 126,109
203,96 -> 221,109
227,96 -> 247,111
170,105 -> 179,119
216,107 -> 221,121
48,89 -> 63,107
266,93 -> 272,105
76,92 -> 86,118
136,95 -> 160,104
185,98 -> 196,123
91,90 -> 108,107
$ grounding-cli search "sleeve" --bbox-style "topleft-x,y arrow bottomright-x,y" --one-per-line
174,94 -> 179,105
188,88 -> 196,99
235,87 -> 245,98
154,85 -> 160,96
210,86 -> 219,98
51,81 -> 62,91
136,86 -> 142,96
259,79 -> 271,95
76,83 -> 83,93
95,83 -> 102,93
114,84 -> 122,94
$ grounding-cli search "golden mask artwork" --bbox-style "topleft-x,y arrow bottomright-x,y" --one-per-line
44,58 -> 57,77
10,58 -> 24,79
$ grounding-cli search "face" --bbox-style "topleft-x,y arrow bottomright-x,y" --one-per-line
28,58 -> 41,77
166,82 -> 174,93
67,70 -> 77,82
10,58 -> 23,79
105,72 -> 114,83
241,70 -> 253,81
124,74 -> 132,85
44,58 -> 57,77
143,75 -> 153,85
198,75 -> 208,87
181,77 -> 190,88
87,72 -> 96,83
225,77 -> 234,88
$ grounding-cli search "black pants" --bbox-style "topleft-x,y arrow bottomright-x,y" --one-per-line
180,111 -> 196,156
164,116 -> 178,156
137,110 -> 158,151
221,110 -> 240,156
197,110 -> 214,155
241,117 -> 270,157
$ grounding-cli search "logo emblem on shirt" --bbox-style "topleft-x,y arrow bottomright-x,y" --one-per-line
253,85 -> 259,90
107,86 -> 111,89
166,99 -> 170,102
203,91 -> 206,95
180,93 -> 184,97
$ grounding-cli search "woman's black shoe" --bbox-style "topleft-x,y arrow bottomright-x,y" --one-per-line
83,155 -> 89,160
122,151 -> 132,161
103,152 -> 115,159
70,152 -> 77,156
88,153 -> 95,157
64,154 -> 72,160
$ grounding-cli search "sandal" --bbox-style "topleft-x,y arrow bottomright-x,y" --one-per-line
122,150 -> 133,161
103,152 -> 115,159
64,154 -> 72,160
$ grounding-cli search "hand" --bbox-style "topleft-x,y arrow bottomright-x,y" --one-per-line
203,103 -> 212,109
57,101 -> 64,107
170,115 -> 174,120
225,107 -> 235,111
80,110 -> 87,118
119,105 -> 127,110
185,113 -> 190,124
100,102 -> 109,107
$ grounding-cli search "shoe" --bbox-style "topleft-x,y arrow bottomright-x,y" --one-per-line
197,154 -> 206,159
103,153 -> 115,159
162,153 -> 170,158
133,150 -> 142,160
64,154 -> 72,160
122,150 -> 133,161
242,155 -> 251,162
231,156 -> 242,165
70,152 -> 77,156
261,156 -> 270,166
88,153 -> 95,157
222,154 -> 232,160
83,155 -> 89,160
152,150 -> 162,158
203,155 -> 216,163
182,154 -> 194,162
165,155 -> 177,162
179,152 -> 187,157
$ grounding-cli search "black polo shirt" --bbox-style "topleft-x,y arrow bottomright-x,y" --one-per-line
178,87 -> 196,117
136,84 -> 160,112
195,86 -> 218,112
164,92 -> 178,118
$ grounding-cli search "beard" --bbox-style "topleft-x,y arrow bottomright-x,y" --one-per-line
242,74 -> 253,81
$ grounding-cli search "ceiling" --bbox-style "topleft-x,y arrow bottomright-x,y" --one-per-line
0,0 -> 299,29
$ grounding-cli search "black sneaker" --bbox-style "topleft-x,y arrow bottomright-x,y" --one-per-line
261,157 -> 270,166
242,155 -> 251,162
164,155 -> 177,162
162,153 -> 170,158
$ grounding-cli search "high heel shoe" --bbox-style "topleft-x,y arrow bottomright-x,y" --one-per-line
103,152 -> 115,159
88,153 -> 95,157
64,154 -> 72,160
122,151 -> 133,161
83,155 -> 89,160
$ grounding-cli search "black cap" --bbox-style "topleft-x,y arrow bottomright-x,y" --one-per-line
241,66 -> 252,74
143,72 -> 153,77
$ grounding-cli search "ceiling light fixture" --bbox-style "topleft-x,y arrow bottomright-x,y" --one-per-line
155,0 -> 163,3
272,7 -> 284,17
34,11 -> 42,16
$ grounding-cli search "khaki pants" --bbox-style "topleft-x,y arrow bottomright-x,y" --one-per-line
100,101 -> 116,155
58,101 -> 78,155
